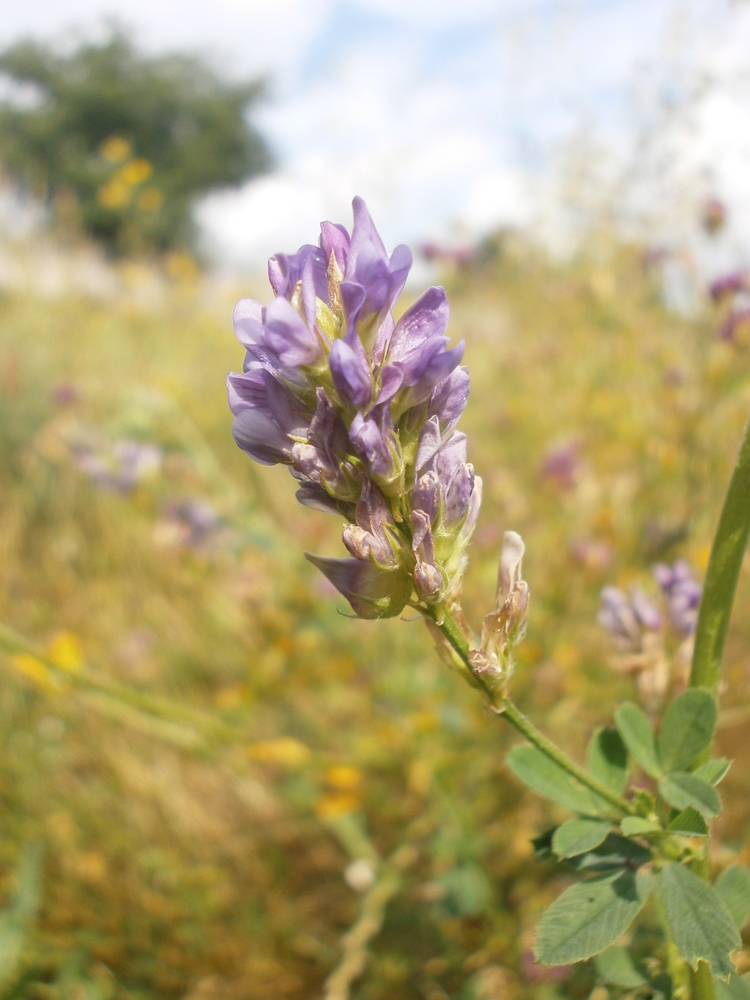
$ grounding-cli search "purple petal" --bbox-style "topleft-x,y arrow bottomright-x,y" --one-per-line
320,221 -> 350,274
388,286 -> 450,362
269,245 -> 327,302
415,416 -> 442,473
263,297 -> 322,367
435,432 -> 468,484
329,339 -> 372,407
340,281 -> 367,332
305,552 -> 411,619
444,463 -> 475,524
428,366 -> 470,430
630,588 -> 663,631
233,298 -> 265,349
412,471 -> 440,520
375,364 -> 404,406
350,413 -> 391,476
232,408 -> 294,466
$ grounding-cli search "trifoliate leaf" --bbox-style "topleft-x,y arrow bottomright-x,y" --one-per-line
594,946 -> 649,988
694,758 -> 732,786
587,727 -> 628,795
658,689 -> 717,773
507,744 -> 601,815
715,866 -> 750,929
666,807 -> 709,838
615,703 -> 661,778
658,862 -> 740,980
535,868 -> 652,966
658,772 -> 721,820
552,818 -> 612,859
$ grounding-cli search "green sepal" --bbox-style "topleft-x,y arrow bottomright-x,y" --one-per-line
658,862 -> 741,981
694,758 -> 732,786
594,946 -> 649,989
506,744 -> 602,815
552,818 -> 611,859
587,727 -> 628,795
534,868 -> 653,967
658,689 -> 717,773
715,865 -> 750,929
666,807 -> 709,838
658,772 -> 721,820
615,702 -> 662,778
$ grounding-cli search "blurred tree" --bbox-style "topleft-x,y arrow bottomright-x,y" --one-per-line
0,31 -> 272,254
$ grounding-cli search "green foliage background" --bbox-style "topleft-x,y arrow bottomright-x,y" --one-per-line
0,32 -> 271,253
0,235 -> 748,998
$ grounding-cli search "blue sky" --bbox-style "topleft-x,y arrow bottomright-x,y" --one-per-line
1,0 -> 747,270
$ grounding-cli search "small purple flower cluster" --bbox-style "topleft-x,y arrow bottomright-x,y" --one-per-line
228,198 -> 481,618
72,437 -> 162,493
598,560 -> 702,650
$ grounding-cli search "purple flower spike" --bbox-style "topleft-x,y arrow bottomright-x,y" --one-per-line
228,196 -> 482,617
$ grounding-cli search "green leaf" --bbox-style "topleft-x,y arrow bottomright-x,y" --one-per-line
658,689 -> 718,773
615,703 -> 662,778
588,727 -> 628,795
694,758 -> 732,786
715,866 -> 750,929
658,772 -> 721,820
594,946 -> 649,988
534,868 -> 652,966
714,974 -> 750,1000
553,818 -> 612,859
667,807 -> 709,838
658,862 -> 741,980
621,816 -> 662,836
568,832 -> 651,874
506,745 -> 600,815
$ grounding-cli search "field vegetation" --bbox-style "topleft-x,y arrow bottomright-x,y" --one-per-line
0,230 -> 748,999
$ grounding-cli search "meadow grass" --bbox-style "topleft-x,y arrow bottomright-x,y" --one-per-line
0,234 -> 748,1000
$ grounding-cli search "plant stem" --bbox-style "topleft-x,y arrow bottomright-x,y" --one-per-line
687,419 -> 750,1000
429,607 -> 636,816
690,416 -> 750,694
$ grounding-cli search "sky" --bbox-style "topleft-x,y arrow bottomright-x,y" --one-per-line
1,0 -> 749,272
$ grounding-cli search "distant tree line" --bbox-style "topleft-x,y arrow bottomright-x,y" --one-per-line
0,31 -> 272,254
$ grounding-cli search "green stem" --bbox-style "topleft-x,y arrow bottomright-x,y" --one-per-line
498,698 -> 636,815
690,416 -> 750,694
429,607 -> 636,816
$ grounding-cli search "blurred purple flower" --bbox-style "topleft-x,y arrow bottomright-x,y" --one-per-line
541,441 -> 580,488
72,437 -> 162,493
653,559 -> 702,637
228,197 -> 480,618
708,271 -> 748,303
598,585 -> 662,651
